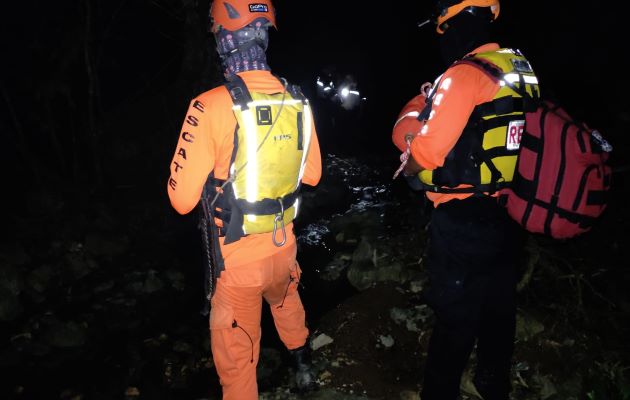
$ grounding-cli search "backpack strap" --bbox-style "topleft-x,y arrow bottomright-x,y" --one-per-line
456,56 -> 539,110
225,74 -> 254,109
417,75 -> 445,121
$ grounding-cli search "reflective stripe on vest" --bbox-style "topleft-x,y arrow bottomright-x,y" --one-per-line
229,88 -> 312,235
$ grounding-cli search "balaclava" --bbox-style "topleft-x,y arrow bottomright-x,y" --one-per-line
215,17 -> 271,78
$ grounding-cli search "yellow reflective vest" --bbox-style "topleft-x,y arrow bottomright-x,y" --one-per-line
418,48 -> 540,194
210,75 -> 312,244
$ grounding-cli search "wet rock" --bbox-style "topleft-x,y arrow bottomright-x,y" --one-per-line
124,386 -> 140,399
330,355 -> 358,368
328,211 -> 380,245
311,333 -> 334,351
162,356 -> 193,389
460,368 -> 483,398
390,305 -> 433,333
374,262 -> 407,283
533,374 -> 557,400
303,388 -> 369,399
409,280 -> 424,294
173,340 -> 192,354
347,237 -> 410,290
516,312 -> 545,342
319,370 -> 333,383
321,253 -> 352,281
378,334 -> 394,348
321,263 -> 346,281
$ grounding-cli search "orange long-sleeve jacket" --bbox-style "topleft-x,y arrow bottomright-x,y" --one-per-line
392,43 -> 502,206
168,70 -> 322,265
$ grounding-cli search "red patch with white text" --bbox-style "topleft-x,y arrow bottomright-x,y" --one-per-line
506,120 -> 525,150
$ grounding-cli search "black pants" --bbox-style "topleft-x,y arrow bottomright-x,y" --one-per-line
421,196 -> 524,400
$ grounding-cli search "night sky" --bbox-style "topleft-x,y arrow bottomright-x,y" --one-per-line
3,1 -> 628,205
1,0 -> 629,398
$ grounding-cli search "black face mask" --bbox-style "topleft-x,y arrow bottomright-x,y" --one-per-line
438,10 -> 492,66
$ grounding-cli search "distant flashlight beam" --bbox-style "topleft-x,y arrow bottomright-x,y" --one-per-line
417,19 -> 430,28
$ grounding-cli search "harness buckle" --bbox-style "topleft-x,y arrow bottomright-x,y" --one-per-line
272,198 -> 287,247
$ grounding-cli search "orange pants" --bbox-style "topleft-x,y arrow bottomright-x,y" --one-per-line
209,242 -> 308,400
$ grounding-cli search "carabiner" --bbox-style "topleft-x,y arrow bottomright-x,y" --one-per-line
272,198 -> 287,247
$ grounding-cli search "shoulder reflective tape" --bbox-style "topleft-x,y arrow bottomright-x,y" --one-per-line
440,77 -> 452,91
230,161 -> 239,198
297,104 -> 313,184
501,73 -> 539,85
234,99 -> 304,109
394,111 -> 420,127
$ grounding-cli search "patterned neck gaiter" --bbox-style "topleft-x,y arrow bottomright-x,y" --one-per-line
215,28 -> 270,79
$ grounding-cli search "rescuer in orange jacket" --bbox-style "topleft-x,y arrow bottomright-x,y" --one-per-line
167,1 -> 322,398
392,1 -> 535,399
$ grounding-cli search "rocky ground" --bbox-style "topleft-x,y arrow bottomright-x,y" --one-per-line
1,154 -> 629,400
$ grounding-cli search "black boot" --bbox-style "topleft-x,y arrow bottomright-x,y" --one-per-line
289,345 -> 318,393
473,368 -> 511,400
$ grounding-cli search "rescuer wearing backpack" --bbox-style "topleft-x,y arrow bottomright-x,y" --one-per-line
392,1 -> 535,399
167,1 -> 322,398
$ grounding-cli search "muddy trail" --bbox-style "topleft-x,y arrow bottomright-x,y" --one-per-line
2,152 -> 630,400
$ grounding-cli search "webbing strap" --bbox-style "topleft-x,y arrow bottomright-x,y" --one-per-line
225,74 -> 254,109
222,191 -> 300,244
234,191 -> 300,215
475,96 -> 525,117
521,107 -> 548,228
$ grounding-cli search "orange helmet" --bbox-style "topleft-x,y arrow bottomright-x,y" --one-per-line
210,0 -> 276,33
435,0 -> 500,34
